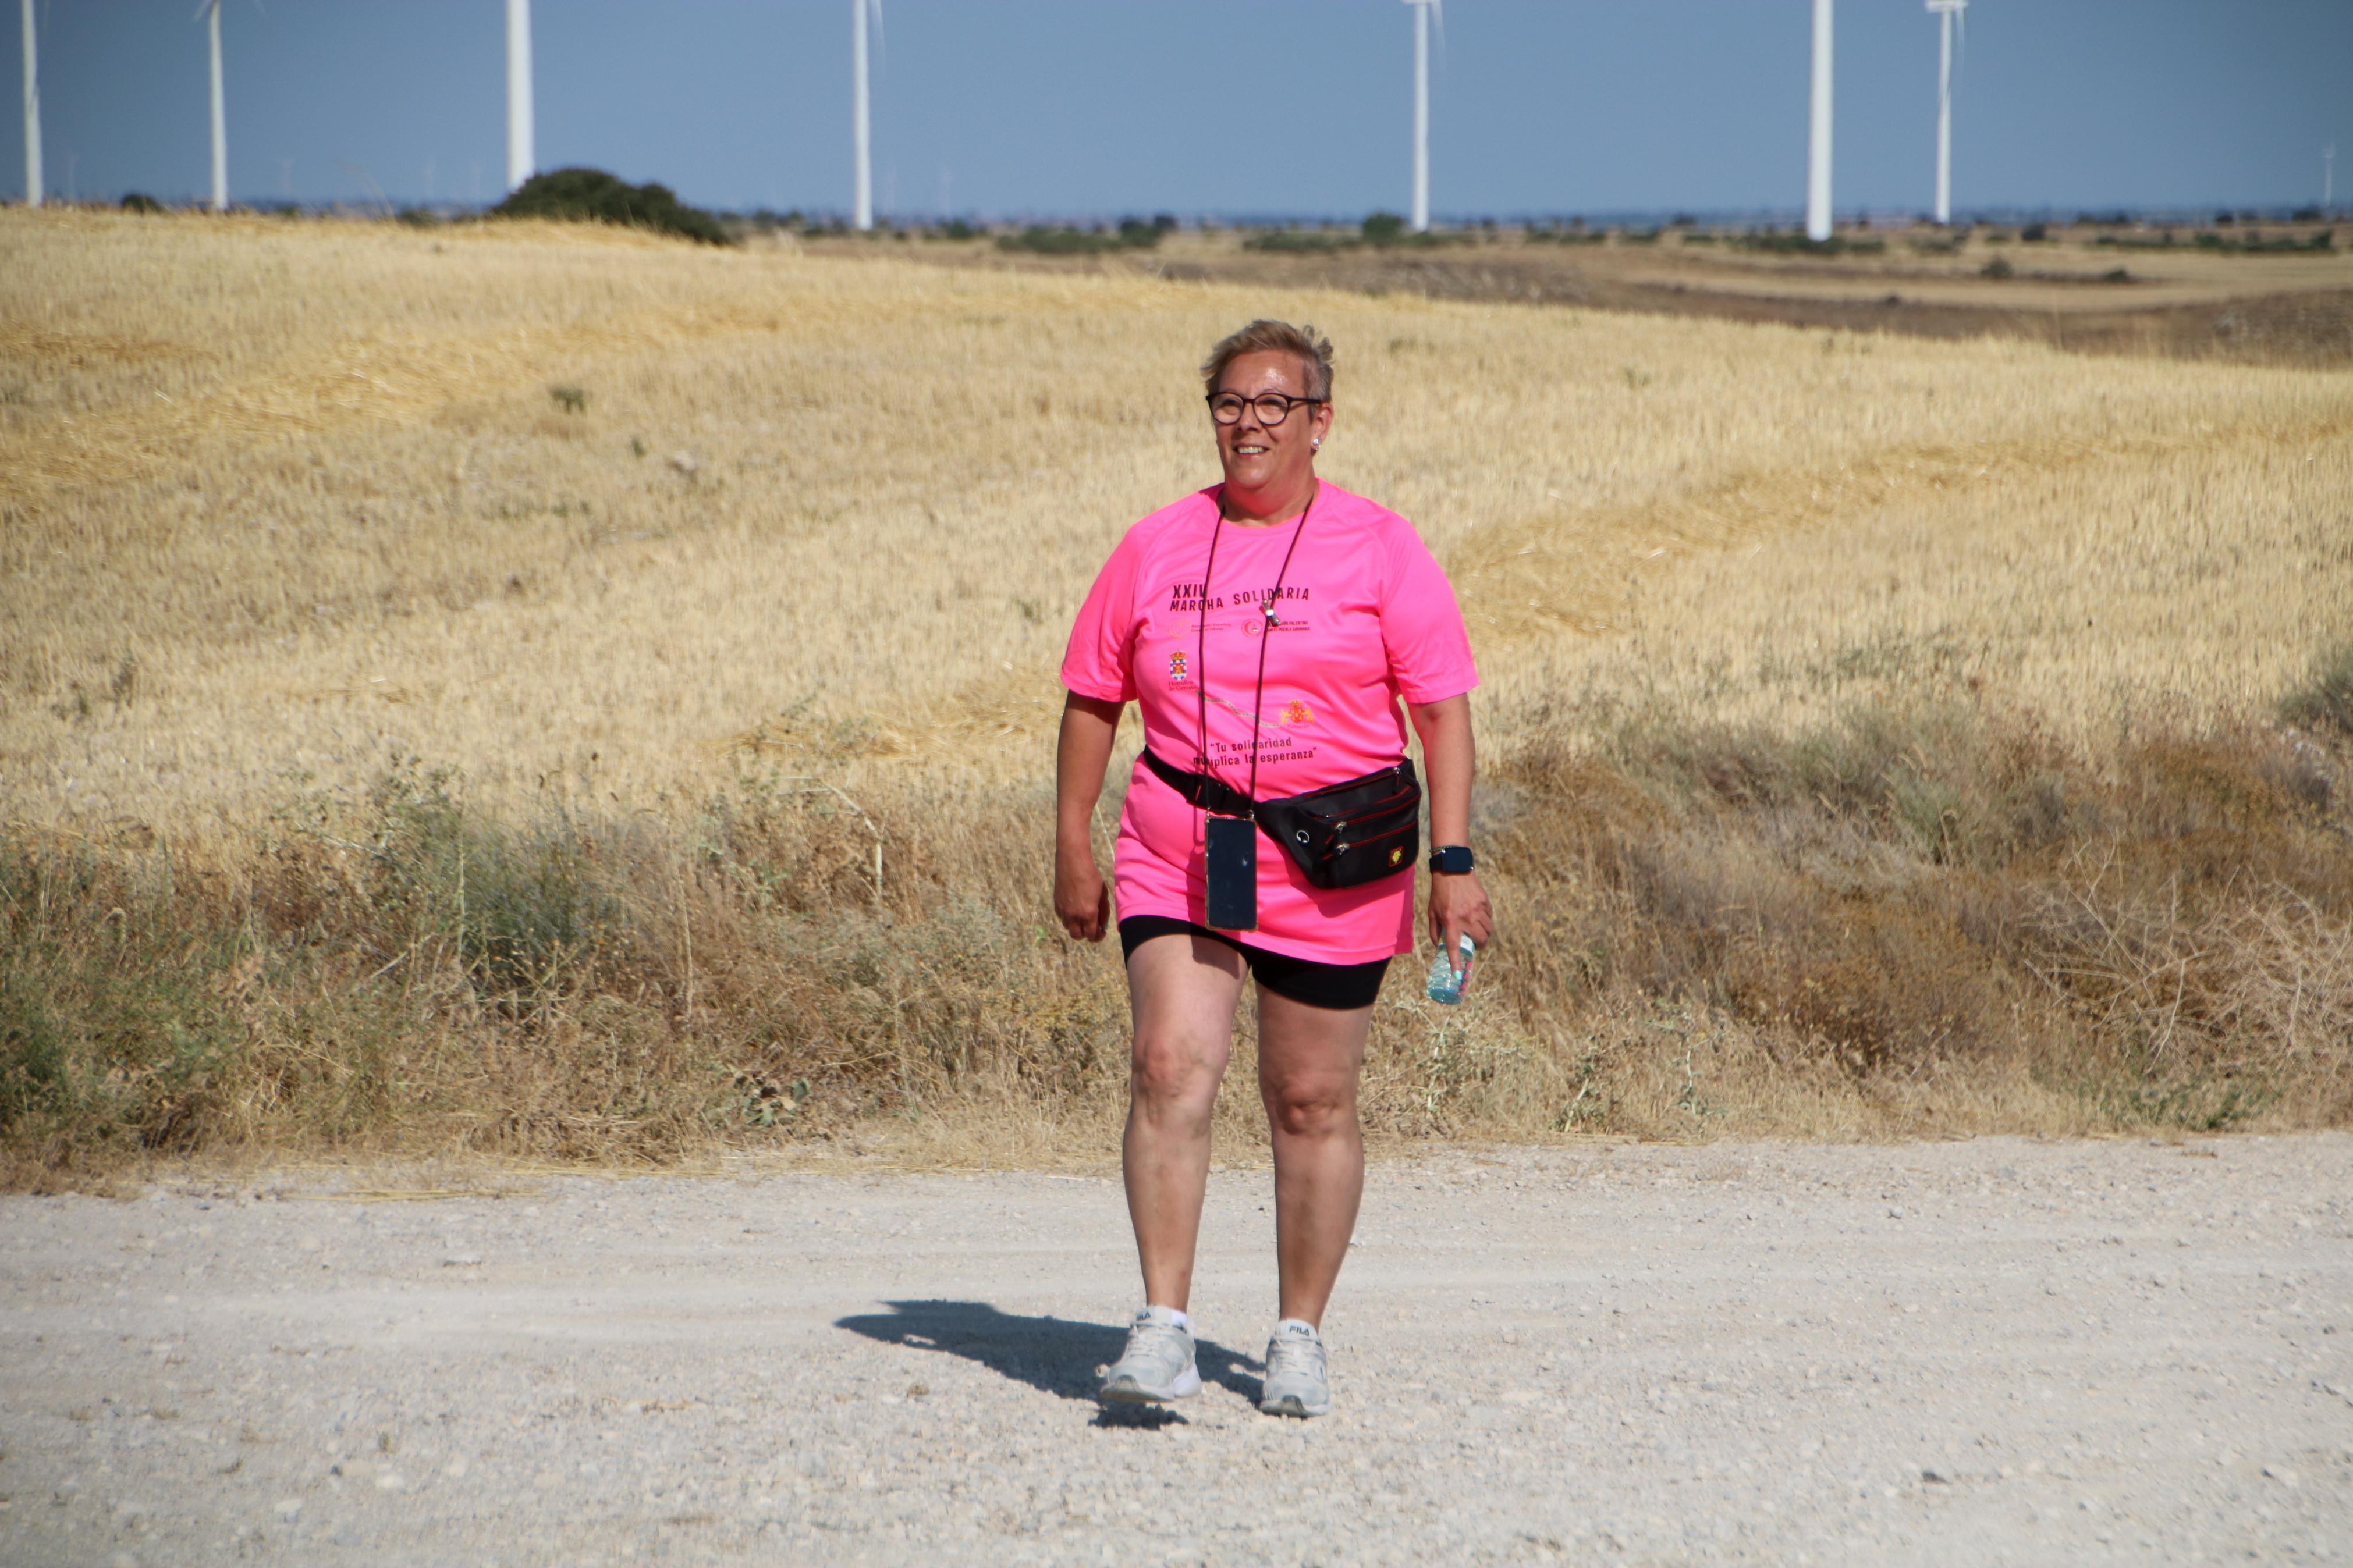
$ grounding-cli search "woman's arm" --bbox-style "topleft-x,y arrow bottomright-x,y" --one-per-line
1054,692 -> 1124,941
1406,693 -> 1495,965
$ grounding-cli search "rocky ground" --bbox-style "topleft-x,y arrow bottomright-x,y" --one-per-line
3,1135 -> 2350,1565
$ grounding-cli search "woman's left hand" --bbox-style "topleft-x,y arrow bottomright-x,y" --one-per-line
1428,870 -> 1494,978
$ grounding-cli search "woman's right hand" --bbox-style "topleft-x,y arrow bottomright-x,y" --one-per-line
1055,847 -> 1112,943
1053,694 -> 1123,944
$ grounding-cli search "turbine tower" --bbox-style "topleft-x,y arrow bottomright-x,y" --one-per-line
1927,0 -> 1965,225
1403,0 -> 1441,233
200,0 -> 228,211
19,0 -> 40,207
852,0 -> 880,231
2327,145 -> 2337,212
506,0 -> 534,193
1806,0 -> 1833,241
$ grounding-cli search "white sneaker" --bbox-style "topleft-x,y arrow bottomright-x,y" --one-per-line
1099,1306 -> 1201,1405
1259,1318 -> 1331,1417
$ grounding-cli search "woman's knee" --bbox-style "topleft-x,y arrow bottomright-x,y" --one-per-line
1261,1076 -> 1357,1139
1130,1031 -> 1225,1116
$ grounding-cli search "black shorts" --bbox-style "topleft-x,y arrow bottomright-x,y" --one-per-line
1117,916 -> 1392,1012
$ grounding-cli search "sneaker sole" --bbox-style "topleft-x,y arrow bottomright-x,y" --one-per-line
1099,1367 -> 1202,1405
1258,1392 -> 1330,1418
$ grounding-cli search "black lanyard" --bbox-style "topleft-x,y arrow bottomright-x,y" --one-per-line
1193,486 -> 1311,812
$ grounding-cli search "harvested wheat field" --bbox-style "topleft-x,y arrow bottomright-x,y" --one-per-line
2,208 -> 2350,1182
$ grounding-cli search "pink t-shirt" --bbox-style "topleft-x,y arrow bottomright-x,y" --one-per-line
1061,482 -> 1478,963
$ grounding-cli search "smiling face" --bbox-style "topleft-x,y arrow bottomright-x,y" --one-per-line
1212,350 -> 1334,511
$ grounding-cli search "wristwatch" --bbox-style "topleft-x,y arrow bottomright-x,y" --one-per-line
1428,845 -> 1475,875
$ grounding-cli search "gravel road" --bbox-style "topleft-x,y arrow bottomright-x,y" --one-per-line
5,1135 -> 2350,1566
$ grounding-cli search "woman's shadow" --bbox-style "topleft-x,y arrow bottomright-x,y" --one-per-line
835,1300 -> 1262,1425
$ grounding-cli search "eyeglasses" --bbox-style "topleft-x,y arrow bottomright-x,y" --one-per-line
1206,391 -> 1323,426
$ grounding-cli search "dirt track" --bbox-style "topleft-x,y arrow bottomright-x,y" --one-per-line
4,1135 -> 2350,1565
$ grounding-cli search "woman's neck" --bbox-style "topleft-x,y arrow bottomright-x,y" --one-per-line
1219,475 -> 1319,528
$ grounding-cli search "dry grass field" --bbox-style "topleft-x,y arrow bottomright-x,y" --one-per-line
2,208 -> 2350,1183
882,221 -> 2353,365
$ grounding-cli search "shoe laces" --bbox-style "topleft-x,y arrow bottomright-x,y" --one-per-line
1265,1322 -> 1325,1380
1123,1312 -> 1189,1362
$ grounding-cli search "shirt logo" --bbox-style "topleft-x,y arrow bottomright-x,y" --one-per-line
1280,699 -> 1313,727
1167,650 -> 1190,684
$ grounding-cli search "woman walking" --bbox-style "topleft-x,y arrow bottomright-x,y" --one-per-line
1055,319 -> 1492,1418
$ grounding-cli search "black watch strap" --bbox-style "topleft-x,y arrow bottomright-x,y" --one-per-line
1428,845 -> 1475,875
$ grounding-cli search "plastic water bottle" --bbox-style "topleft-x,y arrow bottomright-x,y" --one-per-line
1425,933 -> 1476,1005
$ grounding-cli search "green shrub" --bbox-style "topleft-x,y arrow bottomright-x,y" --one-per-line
1981,255 -> 2014,279
120,193 -> 164,214
364,766 -> 624,1000
1732,233 -> 1885,256
2188,229 -> 2334,255
0,844 -> 248,1153
1362,211 -> 1407,246
1242,230 -> 1359,254
2282,645 -> 2353,737
995,225 -> 1162,255
493,167 -> 732,247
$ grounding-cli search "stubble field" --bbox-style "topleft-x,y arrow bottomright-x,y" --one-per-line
2,210 -> 2350,1182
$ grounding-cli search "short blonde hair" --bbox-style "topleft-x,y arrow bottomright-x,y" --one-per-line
1200,319 -> 1335,403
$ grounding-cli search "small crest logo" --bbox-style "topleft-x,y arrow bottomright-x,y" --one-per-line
1280,699 -> 1313,727
1167,650 -> 1189,684
1388,846 -> 1404,866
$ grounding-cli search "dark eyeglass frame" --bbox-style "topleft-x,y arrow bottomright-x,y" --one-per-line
1206,390 -> 1325,427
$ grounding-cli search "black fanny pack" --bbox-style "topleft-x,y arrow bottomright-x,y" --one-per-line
1144,749 -> 1421,891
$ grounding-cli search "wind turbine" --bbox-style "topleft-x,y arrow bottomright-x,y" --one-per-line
195,0 -> 230,211
1926,0 -> 1964,225
19,0 -> 40,207
852,0 -> 881,230
2327,145 -> 2337,212
1806,0 -> 1833,241
507,0 -> 534,193
1402,0 -> 1442,233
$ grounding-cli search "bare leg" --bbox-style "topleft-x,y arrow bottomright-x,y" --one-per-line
1122,933 -> 1247,1314
1255,986 -> 1375,1328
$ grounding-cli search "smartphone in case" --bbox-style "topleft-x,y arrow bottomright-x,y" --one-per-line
1204,815 -> 1258,931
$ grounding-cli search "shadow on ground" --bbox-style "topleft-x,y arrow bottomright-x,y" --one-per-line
836,1299 -> 1262,1421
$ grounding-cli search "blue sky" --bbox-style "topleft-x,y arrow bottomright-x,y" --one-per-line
9,2 -> 2349,219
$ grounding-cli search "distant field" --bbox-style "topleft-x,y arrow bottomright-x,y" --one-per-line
2,211 -> 2348,1182
863,221 -> 2353,366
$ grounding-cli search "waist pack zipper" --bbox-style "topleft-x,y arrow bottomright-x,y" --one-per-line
1335,820 -> 1417,854
1321,792 -> 1418,832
